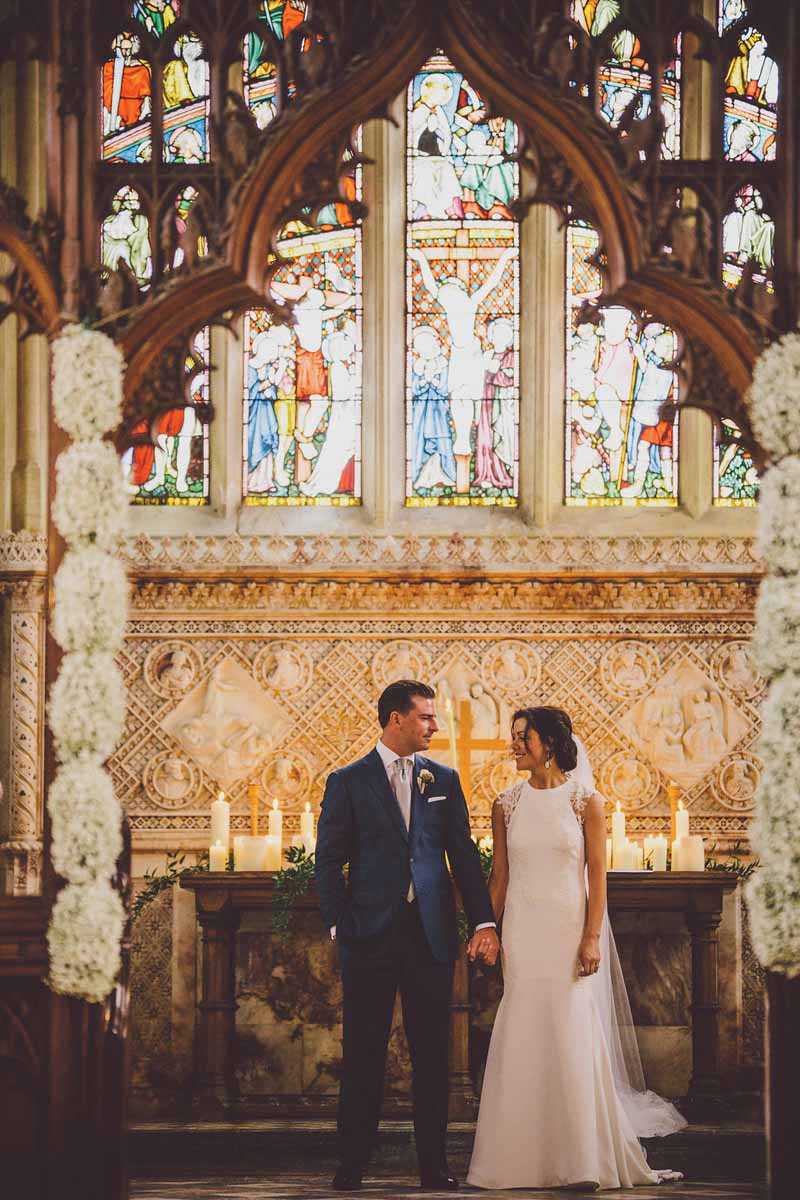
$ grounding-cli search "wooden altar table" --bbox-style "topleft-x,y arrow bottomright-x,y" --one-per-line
180,871 -> 738,1122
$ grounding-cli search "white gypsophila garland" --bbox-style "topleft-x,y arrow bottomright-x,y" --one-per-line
758,457 -> 800,576
750,330 -> 800,462
53,546 -> 129,654
51,325 -> 123,440
52,438 -> 129,550
748,331 -> 800,978
48,325 -> 128,1004
49,651 -> 126,762
751,576 -> 800,678
47,880 -> 127,1004
49,760 -> 123,884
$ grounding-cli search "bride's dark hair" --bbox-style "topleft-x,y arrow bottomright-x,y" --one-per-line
512,705 -> 578,772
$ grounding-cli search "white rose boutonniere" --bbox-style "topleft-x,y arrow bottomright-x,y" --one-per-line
417,768 -> 435,794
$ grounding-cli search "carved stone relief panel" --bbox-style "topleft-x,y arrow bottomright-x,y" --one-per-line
117,578 -> 763,848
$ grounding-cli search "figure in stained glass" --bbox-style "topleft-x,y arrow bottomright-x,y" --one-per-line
244,2 -> 309,126
476,318 -> 516,489
101,187 -> 152,285
302,327 -> 359,497
721,2 -> 778,161
124,328 -> 210,504
102,31 -> 152,161
410,326 -> 456,491
162,32 -> 208,161
133,0 -> 178,37
722,184 -> 775,280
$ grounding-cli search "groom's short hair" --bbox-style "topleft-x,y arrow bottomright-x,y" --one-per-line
378,680 -> 435,728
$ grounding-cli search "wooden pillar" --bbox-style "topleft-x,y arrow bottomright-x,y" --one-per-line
765,972 -> 800,1200
196,892 -> 240,1109
686,907 -> 725,1121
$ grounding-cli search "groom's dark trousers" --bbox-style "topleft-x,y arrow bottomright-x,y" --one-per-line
315,749 -> 494,1175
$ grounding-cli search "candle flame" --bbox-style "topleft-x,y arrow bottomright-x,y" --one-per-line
616,801 -> 621,813
305,801 -> 310,813
273,797 -> 279,810
214,839 -> 222,848
678,799 -> 685,812
445,697 -> 452,712
219,791 -> 225,802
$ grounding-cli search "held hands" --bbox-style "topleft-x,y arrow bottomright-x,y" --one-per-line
467,927 -> 500,967
577,932 -> 601,977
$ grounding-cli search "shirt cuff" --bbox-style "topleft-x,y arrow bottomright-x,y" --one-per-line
475,922 -> 496,931
330,926 -> 337,940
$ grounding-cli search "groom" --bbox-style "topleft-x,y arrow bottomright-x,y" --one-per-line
315,680 -> 499,1191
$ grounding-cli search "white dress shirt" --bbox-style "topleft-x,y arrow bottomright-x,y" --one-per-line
330,741 -> 495,938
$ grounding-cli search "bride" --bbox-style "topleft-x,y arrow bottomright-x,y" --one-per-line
467,706 -> 686,1191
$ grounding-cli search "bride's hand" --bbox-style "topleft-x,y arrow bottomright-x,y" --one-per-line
578,933 -> 601,977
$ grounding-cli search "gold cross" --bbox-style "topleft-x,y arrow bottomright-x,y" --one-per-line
429,698 -> 508,807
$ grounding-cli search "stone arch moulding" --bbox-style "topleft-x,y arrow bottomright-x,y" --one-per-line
0,184 -> 62,338
117,0 -> 764,461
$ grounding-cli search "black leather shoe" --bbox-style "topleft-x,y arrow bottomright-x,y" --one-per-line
419,1171 -> 460,1191
332,1165 -> 363,1191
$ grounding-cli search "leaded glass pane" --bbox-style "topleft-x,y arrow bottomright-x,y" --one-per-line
101,31 -> 152,162
243,228 -> 362,506
162,31 -> 209,162
101,186 -> 152,287
244,2 -> 309,127
133,2 -> 180,38
565,223 -> 679,506
406,55 -> 519,506
720,3 -> 777,161
125,326 -> 210,505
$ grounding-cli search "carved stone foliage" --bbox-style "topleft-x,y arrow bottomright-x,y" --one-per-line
116,577 -> 762,846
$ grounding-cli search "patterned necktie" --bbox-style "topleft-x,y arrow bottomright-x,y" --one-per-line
392,758 -> 415,901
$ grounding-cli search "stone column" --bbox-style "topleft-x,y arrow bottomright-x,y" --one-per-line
0,578 -> 45,895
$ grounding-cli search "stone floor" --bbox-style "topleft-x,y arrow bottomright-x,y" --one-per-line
130,1175 -> 765,1199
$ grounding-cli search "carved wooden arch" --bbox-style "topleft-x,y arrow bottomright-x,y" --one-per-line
118,0 -> 762,454
0,186 -> 61,338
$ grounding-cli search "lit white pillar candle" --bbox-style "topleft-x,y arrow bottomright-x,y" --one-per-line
651,835 -> 667,872
209,840 -> 227,871
675,799 -> 690,840
233,834 -> 267,871
611,802 -> 626,868
265,834 -> 282,872
683,834 -> 706,871
300,802 -> 315,843
268,798 -> 283,839
211,791 -> 230,851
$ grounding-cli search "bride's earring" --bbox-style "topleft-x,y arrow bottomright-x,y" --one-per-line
544,754 -> 552,769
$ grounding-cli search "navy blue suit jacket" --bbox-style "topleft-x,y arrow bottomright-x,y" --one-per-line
315,749 -> 495,963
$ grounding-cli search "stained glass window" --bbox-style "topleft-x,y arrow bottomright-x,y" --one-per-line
572,3 -> 680,159
720,2 -> 777,162
133,1 -> 180,37
714,178 -> 774,505
243,216 -> 362,506
124,326 -> 210,505
101,31 -> 152,162
244,1 -> 309,127
565,223 -> 679,506
405,55 -> 519,506
101,186 -> 152,287
162,31 -> 209,162
168,185 -> 208,268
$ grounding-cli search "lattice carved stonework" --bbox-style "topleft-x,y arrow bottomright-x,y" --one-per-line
117,577 -> 763,850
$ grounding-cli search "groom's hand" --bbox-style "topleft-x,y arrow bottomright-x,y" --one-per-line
467,927 -> 500,966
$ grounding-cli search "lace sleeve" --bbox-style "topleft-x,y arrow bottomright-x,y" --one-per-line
496,781 -> 525,829
570,782 -> 595,826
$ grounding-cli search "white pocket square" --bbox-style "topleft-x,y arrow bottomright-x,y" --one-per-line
427,795 -> 446,803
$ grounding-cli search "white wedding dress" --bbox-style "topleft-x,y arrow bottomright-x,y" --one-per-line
467,767 -> 686,1191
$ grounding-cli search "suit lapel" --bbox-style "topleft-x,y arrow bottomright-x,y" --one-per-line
363,749 -> 408,844
409,755 -> 427,841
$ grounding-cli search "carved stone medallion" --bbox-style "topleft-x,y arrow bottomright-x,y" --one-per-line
599,751 -> 658,811
261,752 -> 312,810
618,660 -> 749,790
712,641 -> 765,700
161,658 -> 293,789
489,757 -> 521,797
143,751 -> 200,810
600,640 -> 658,698
253,641 -> 314,696
481,641 -> 541,697
144,640 -> 202,697
371,641 -> 432,690
714,752 -> 762,813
